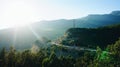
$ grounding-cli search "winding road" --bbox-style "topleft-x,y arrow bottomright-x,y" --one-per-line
51,42 -> 96,52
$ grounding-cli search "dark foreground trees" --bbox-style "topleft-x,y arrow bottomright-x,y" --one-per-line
0,39 -> 120,67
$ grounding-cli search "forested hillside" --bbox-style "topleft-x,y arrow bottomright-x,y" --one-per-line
59,24 -> 120,49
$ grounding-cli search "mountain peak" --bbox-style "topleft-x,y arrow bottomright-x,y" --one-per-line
110,11 -> 120,16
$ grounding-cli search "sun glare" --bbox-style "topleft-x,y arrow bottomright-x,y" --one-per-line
1,1 -> 38,28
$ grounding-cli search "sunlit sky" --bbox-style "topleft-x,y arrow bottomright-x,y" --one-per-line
0,0 -> 120,29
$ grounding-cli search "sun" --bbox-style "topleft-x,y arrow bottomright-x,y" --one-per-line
1,1 -> 38,28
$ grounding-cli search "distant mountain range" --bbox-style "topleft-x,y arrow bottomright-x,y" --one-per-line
0,10 -> 120,49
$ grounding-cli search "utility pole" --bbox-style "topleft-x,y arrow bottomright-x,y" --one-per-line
73,19 -> 76,28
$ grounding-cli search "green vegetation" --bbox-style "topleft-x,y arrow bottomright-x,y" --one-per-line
59,24 -> 120,48
0,38 -> 120,67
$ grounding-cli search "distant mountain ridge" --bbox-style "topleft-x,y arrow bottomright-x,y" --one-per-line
0,10 -> 120,49
111,11 -> 120,15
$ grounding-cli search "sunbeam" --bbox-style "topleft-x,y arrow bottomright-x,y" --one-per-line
27,25 -> 45,44
28,25 -> 40,39
12,28 -> 17,46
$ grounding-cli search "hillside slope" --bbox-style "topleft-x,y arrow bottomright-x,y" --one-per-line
59,24 -> 120,48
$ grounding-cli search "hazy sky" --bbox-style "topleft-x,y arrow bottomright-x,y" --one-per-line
0,0 -> 120,29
